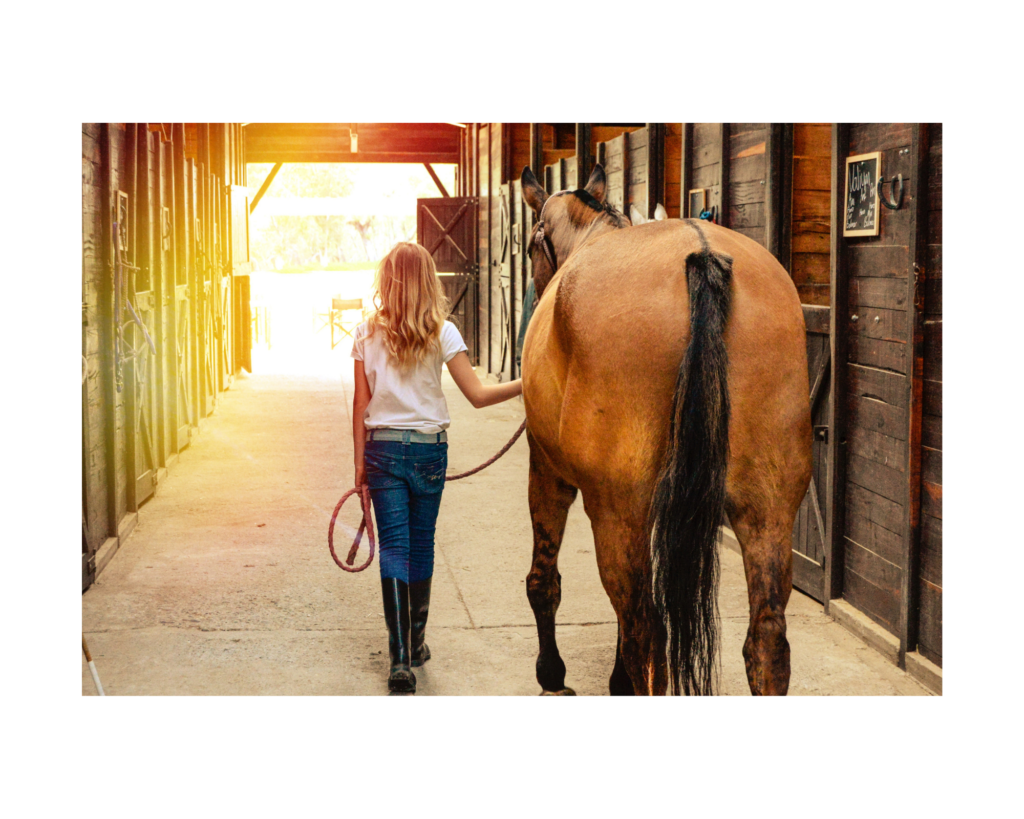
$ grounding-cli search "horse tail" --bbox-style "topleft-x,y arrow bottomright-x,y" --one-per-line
649,245 -> 733,696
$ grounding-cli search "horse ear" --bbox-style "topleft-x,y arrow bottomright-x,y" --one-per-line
521,166 -> 548,214
654,203 -> 667,221
629,204 -> 646,225
584,163 -> 607,202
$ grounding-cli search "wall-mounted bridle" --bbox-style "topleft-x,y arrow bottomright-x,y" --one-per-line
532,190 -> 572,274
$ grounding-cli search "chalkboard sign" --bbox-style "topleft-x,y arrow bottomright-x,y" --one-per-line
844,152 -> 881,237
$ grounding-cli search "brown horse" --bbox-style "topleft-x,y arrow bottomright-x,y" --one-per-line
519,164 -> 811,695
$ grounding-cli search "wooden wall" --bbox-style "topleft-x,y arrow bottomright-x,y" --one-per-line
837,123 -> 922,640
81,123 -> 250,591
664,124 -> 683,218
919,124 -> 943,667
791,124 -> 832,305
726,123 -> 769,245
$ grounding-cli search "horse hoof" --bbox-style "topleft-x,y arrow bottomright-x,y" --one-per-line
540,687 -> 576,696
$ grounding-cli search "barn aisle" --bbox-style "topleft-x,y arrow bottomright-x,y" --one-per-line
82,353 -> 930,696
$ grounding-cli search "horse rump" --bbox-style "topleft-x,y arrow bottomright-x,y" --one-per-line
649,247 -> 733,695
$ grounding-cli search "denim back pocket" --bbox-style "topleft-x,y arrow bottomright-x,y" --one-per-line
412,455 -> 447,494
364,449 -> 404,489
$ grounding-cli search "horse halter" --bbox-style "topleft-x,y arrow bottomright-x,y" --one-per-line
533,190 -> 572,274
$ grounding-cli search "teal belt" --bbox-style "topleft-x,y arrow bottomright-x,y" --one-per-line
366,428 -> 447,444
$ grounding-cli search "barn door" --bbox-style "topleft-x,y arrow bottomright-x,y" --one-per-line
497,184 -> 514,380
791,306 -> 831,601
417,196 -> 479,360
131,127 -> 158,506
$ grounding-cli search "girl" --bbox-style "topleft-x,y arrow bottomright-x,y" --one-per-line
351,242 -> 523,694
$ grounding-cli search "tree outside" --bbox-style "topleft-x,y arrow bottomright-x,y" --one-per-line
247,163 -> 456,271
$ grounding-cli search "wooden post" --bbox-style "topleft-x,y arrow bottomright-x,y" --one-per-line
646,123 -> 664,218
424,162 -> 450,197
765,123 -> 784,261
897,124 -> 930,667
576,123 -> 592,187
622,130 -> 631,213
777,124 -> 795,273
823,123 -> 850,610
249,162 -> 282,213
100,124 -> 119,537
718,123 -> 730,227
529,123 -> 543,179
680,123 -> 692,217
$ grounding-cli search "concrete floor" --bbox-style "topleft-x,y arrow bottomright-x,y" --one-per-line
82,344 -> 931,696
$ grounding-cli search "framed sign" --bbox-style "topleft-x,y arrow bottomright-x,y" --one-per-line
844,152 -> 881,237
688,188 -> 706,219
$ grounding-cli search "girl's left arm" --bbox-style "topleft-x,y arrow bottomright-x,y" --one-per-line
353,360 -> 372,487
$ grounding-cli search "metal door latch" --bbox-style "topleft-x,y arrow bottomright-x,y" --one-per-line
813,425 -> 829,443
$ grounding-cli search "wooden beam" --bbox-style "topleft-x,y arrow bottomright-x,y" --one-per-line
646,123 -> 664,218
100,124 -> 119,538
777,124 -> 795,273
576,123 -> 592,188
718,123 -> 730,226
680,123 -> 692,217
424,162 -> 450,197
823,123 -> 850,611
249,162 -> 282,214
765,123 -> 784,261
897,123 -> 930,668
529,124 -> 543,179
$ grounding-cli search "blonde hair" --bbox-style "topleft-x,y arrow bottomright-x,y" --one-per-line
366,242 -> 451,368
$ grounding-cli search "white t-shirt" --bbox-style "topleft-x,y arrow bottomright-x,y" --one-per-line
351,320 -> 468,433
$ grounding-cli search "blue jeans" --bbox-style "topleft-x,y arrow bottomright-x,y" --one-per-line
365,439 -> 447,584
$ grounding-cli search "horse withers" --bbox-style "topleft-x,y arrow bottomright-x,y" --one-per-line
519,164 -> 812,695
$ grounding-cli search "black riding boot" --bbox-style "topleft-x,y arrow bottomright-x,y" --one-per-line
381,578 -> 416,694
410,577 -> 432,667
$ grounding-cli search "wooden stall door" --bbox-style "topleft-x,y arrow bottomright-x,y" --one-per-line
791,306 -> 831,601
787,124 -> 834,602
497,184 -> 514,380
417,196 -> 479,360
131,126 -> 158,505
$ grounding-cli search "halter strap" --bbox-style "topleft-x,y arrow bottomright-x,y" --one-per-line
534,190 -> 571,273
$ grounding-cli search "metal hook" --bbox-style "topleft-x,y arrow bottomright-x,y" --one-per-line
877,174 -> 904,210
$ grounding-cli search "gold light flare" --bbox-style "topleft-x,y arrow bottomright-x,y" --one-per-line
247,163 -> 456,379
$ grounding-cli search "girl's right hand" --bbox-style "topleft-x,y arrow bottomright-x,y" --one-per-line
355,464 -> 367,489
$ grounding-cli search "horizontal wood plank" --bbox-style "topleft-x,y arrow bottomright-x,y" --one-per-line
919,515 -> 942,586
792,232 -> 830,254
917,579 -> 943,665
922,480 -> 942,520
922,446 -> 942,485
846,481 -> 904,537
848,307 -> 908,343
793,189 -> 830,222
847,244 -> 909,278
922,414 -> 943,450
730,153 -> 765,184
802,305 -> 830,335
847,424 -> 907,472
846,509 -> 905,567
847,335 -> 908,373
793,124 -> 830,157
729,201 -> 765,229
847,453 -> 905,504
849,276 -> 908,310
793,252 -> 830,284
798,284 -> 830,306
843,564 -> 899,634
792,156 -> 830,191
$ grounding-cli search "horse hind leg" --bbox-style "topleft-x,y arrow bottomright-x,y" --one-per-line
727,497 -> 795,696
526,435 -> 578,695
591,512 -> 668,696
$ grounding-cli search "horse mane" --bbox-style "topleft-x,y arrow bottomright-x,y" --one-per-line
567,189 -> 630,230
